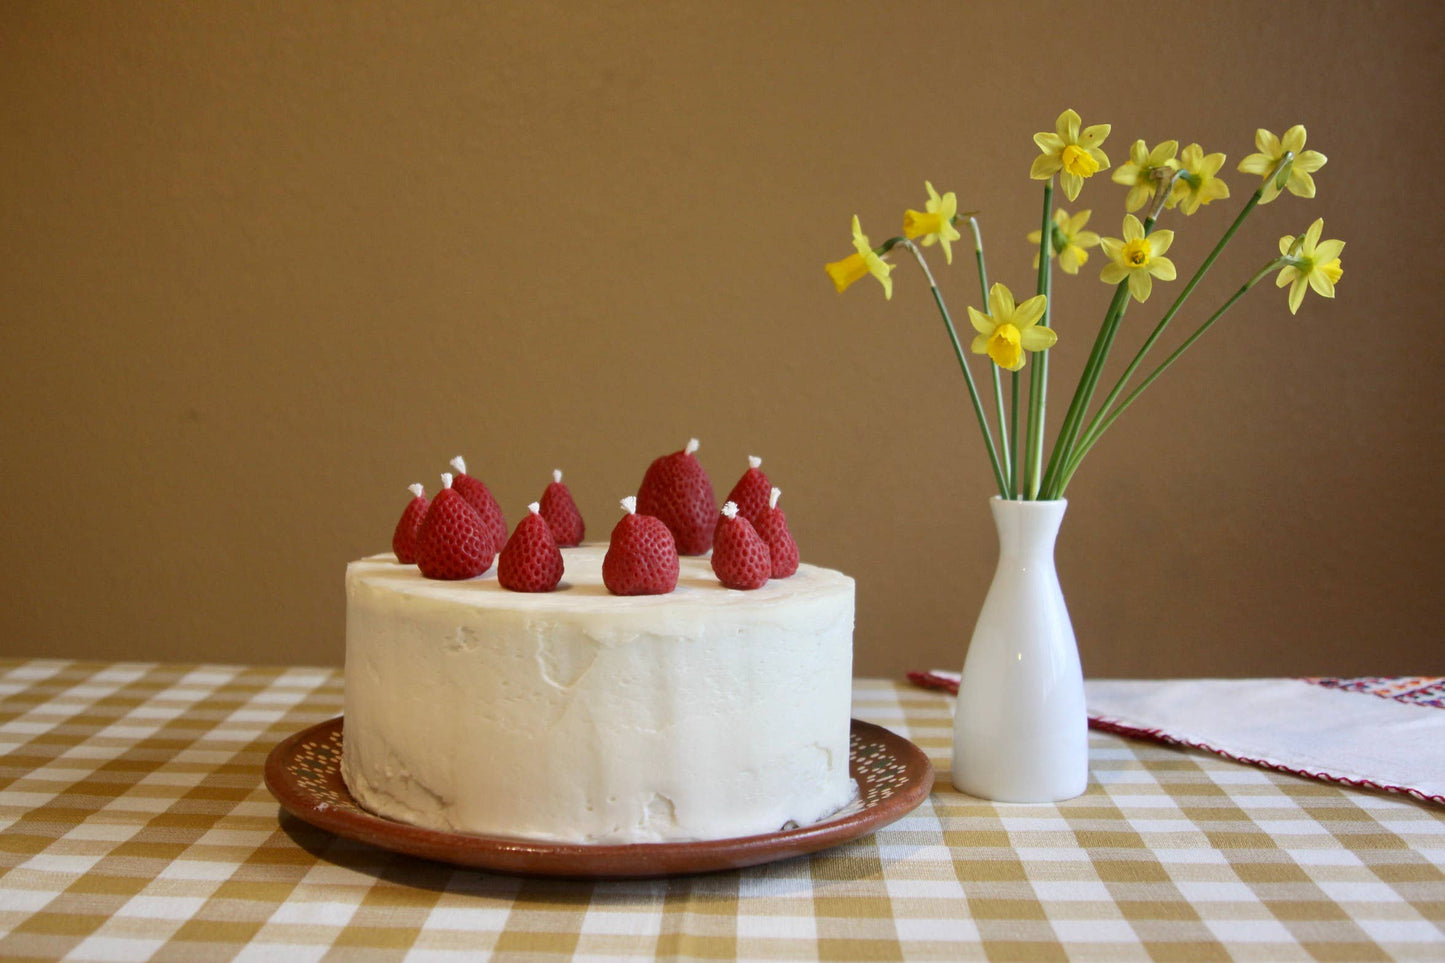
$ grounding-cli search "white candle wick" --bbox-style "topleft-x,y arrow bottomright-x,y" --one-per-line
721,501 -> 739,519
450,455 -> 467,475
685,438 -> 700,455
621,495 -> 637,514
408,483 -> 424,499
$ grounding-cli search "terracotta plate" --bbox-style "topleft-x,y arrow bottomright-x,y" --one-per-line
264,717 -> 934,878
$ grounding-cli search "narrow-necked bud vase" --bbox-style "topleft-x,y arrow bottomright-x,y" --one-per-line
952,497 -> 1087,802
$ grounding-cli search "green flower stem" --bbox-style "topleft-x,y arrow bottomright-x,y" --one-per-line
1042,213 -> 1172,498
1023,180 -> 1053,499
897,240 -> 1009,498
1039,280 -> 1130,498
1054,256 -> 1285,495
966,216 -> 1012,492
1062,170 -> 1280,488
1009,371 -> 1020,498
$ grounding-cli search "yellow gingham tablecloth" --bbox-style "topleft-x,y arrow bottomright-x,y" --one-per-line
1,659 -> 1442,962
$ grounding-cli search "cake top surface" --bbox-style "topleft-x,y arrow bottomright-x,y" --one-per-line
349,544 -> 852,612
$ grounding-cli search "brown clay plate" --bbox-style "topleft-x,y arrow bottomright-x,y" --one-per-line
264,717 -> 934,878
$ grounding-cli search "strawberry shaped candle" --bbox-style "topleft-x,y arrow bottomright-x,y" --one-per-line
449,455 -> 508,551
416,473 -> 495,580
724,455 -> 771,524
499,502 -> 565,592
636,438 -> 716,555
711,501 -> 771,590
602,496 -> 680,596
538,469 -> 585,547
754,487 -> 799,578
391,483 -> 429,564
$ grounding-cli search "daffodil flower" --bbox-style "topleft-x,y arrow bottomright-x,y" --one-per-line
824,215 -> 894,299
1167,144 -> 1230,216
1099,214 -> 1177,303
1027,208 -> 1102,275
1031,108 -> 1111,202
1111,139 -> 1179,213
902,181 -> 963,265
966,282 -> 1055,371
1238,125 -> 1328,203
1275,217 -> 1344,314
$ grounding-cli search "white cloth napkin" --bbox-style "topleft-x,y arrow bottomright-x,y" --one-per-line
921,672 -> 1445,806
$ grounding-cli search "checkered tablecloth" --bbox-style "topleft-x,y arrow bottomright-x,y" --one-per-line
1,659 -> 1442,961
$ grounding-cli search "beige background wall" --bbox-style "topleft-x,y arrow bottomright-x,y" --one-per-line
3,1 -> 1441,678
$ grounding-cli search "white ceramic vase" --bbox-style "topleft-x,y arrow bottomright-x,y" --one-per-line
951,496 -> 1088,802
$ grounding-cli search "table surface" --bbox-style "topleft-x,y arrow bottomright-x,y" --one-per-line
0,659 -> 1442,962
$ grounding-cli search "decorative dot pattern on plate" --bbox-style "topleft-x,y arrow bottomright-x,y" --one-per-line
265,717 -> 934,877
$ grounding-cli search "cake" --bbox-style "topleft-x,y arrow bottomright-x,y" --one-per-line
341,544 -> 856,844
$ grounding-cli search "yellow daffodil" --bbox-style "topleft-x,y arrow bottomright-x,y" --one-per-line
902,181 -> 963,264
825,215 -> 894,299
966,282 -> 1055,371
1100,214 -> 1177,303
1167,144 -> 1230,216
1238,125 -> 1328,203
1275,217 -> 1344,314
1030,108 -> 1111,202
1111,139 -> 1179,213
1027,208 -> 1102,275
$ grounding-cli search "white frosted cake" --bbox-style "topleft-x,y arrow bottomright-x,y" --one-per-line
341,545 -> 856,844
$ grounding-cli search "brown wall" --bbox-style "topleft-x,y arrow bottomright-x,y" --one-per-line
3,1 -> 1442,678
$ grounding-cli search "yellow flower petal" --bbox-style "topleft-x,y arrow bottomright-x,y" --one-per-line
1313,239 -> 1345,262
1019,324 -> 1058,352
1061,171 -> 1082,201
1079,123 -> 1111,149
967,305 -> 994,336
1056,109 -> 1081,142
1282,125 -> 1307,155
1288,278 -> 1306,314
825,254 -> 868,293
1014,294 -> 1048,329
971,333 -> 989,355
1128,271 -> 1153,302
1255,128 -> 1281,156
1034,132 -> 1065,154
1100,237 -> 1124,260
1237,153 -> 1273,176
1100,262 -> 1128,285
1149,229 -> 1174,256
1308,270 -> 1335,298
1031,153 -> 1063,179
1149,256 -> 1177,281
988,282 -> 1015,319
1122,214 -> 1143,242
1287,169 -> 1317,198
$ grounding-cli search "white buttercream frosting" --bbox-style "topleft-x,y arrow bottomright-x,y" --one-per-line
341,545 -> 856,843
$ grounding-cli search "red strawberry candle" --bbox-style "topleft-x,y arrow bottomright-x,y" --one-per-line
754,487 -> 799,578
499,502 -> 565,592
448,455 -> 509,551
636,438 -> 717,556
415,473 -> 496,580
602,496 -> 680,596
724,455 -> 772,524
538,469 -> 585,547
711,501 -> 772,590
391,483 -> 429,564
